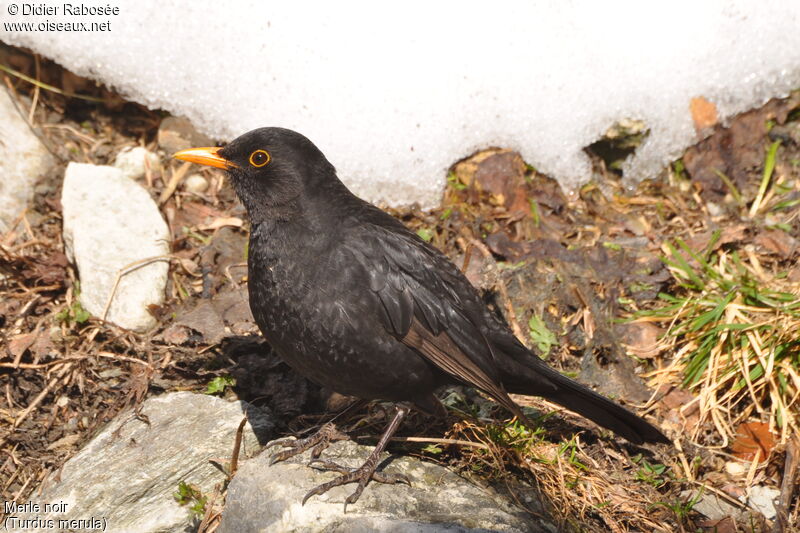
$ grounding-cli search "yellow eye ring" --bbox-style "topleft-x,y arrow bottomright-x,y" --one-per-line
249,149 -> 271,167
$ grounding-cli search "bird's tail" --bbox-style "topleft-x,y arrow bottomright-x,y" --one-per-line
498,347 -> 669,445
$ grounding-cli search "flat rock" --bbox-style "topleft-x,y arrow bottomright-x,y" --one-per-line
61,163 -> 170,331
219,439 -> 546,533
0,87 -> 55,232
744,485 -> 780,520
9,392 -> 274,533
680,490 -> 742,521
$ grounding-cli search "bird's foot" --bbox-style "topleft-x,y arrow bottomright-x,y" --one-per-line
269,422 -> 350,464
303,456 -> 410,510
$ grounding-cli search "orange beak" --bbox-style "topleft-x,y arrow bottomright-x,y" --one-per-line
172,147 -> 238,169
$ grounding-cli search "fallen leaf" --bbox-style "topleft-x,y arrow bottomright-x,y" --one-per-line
8,332 -> 37,358
754,229 -> 797,259
176,301 -> 227,345
690,96 -> 719,131
697,517 -> 737,533
198,217 -> 243,231
731,421 -> 776,461
658,386 -> 700,433
454,149 -> 529,213
684,95 -> 798,201
174,201 -> 229,229
485,232 -> 534,261
620,321 -> 664,359
46,434 -> 81,451
161,324 -> 191,345
683,225 -> 748,256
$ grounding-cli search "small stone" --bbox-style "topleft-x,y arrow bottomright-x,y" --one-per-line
745,485 -> 780,520
706,202 -> 723,217
724,461 -> 746,477
183,174 -> 209,193
113,146 -> 160,181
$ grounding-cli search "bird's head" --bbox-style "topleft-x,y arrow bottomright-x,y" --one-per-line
173,127 -> 338,222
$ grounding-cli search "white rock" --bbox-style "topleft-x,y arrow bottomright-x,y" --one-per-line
745,485 -> 780,520
0,88 -> 55,232
183,174 -> 209,193
1,1 -> 798,207
61,163 -> 169,331
113,146 -> 160,181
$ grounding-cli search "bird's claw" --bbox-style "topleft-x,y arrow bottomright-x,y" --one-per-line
269,423 -> 349,465
302,458 -> 411,510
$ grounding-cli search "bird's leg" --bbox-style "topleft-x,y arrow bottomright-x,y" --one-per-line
303,405 -> 410,510
269,422 -> 350,464
269,399 -> 367,464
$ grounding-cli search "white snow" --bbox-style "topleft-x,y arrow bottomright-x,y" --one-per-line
2,0 -> 799,207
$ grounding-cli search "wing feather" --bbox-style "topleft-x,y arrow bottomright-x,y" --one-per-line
350,220 -> 529,424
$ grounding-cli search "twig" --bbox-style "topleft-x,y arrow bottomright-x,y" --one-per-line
0,63 -> 104,102
0,359 -> 75,369
158,162 -> 191,205
13,376 -> 59,428
96,351 -> 153,368
40,124 -> 98,145
357,435 -> 489,450
229,416 -> 248,479
773,437 -> 799,533
196,484 -> 222,533
26,55 -> 41,125
102,255 -> 172,321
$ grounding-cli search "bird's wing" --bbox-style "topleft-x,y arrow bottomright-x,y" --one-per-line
349,218 -> 529,422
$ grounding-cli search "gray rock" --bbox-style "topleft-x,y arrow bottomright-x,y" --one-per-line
61,163 -> 170,331
680,489 -> 741,521
745,485 -> 780,520
113,146 -> 161,181
219,439 -> 545,533
0,87 -> 55,232
9,392 -> 274,533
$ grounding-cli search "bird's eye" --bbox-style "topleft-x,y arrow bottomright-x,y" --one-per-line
249,149 -> 271,168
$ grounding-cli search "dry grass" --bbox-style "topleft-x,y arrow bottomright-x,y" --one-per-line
442,416 -> 688,532
644,242 -> 799,446
640,140 -> 800,451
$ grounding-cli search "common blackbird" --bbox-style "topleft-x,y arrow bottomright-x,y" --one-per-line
174,127 -> 668,506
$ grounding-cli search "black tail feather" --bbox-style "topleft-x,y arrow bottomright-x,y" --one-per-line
503,360 -> 669,445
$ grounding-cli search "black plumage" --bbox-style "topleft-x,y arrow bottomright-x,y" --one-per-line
174,127 -> 668,506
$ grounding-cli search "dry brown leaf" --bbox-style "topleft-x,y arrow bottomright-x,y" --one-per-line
8,332 -> 38,358
621,321 -> 664,359
697,517 -> 737,533
690,96 -> 719,131
731,421 -> 776,461
754,229 -> 798,259
197,217 -> 243,231
161,324 -> 191,345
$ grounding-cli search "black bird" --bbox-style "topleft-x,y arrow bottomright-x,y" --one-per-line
174,127 -> 669,506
